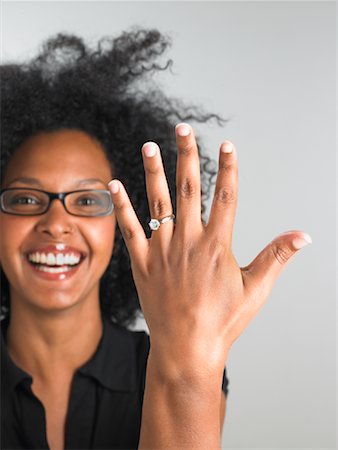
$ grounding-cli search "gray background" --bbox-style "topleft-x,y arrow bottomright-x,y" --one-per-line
2,1 -> 336,449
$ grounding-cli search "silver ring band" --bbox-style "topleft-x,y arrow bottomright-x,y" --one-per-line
148,214 -> 175,231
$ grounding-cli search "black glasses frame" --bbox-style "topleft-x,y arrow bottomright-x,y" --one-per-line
0,188 -> 114,217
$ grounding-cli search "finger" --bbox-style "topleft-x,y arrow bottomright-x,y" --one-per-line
108,179 -> 149,269
142,142 -> 174,249
242,230 -> 312,300
207,141 -> 238,248
175,123 -> 203,234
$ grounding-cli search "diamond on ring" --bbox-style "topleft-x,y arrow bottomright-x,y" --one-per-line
149,219 -> 161,231
148,214 -> 175,231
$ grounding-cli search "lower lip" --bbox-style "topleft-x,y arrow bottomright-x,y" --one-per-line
25,258 -> 84,281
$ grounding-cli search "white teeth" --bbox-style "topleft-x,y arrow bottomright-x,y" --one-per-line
73,254 -> 80,264
47,253 -> 56,265
37,265 -> 74,273
28,252 -> 81,266
56,254 -> 64,265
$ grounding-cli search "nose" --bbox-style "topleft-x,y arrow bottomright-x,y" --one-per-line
34,198 -> 76,238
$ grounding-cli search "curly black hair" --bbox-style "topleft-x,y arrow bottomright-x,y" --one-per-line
0,28 -> 225,328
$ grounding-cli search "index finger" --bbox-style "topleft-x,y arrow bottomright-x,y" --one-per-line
108,179 -> 149,269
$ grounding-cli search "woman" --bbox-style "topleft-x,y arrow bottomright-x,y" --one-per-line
0,29 -> 311,450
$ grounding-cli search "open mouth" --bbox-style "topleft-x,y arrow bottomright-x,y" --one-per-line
26,252 -> 86,276
28,261 -> 82,273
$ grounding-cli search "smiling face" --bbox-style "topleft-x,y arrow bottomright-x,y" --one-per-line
0,129 -> 116,314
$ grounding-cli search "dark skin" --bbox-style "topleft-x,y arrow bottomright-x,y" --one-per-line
0,129 -> 227,449
1,130 -> 116,450
0,126 -> 310,449
109,123 -> 311,448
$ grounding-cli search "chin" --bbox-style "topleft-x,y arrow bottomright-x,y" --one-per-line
10,286 -> 86,316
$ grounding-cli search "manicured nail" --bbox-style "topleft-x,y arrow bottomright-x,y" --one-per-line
143,142 -> 157,157
108,180 -> 119,194
221,141 -> 234,154
293,233 -> 312,249
176,123 -> 191,137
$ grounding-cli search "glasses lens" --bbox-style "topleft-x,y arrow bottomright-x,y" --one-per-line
65,190 -> 113,216
1,189 -> 49,215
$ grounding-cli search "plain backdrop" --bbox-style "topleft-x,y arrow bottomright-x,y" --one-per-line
1,1 -> 336,449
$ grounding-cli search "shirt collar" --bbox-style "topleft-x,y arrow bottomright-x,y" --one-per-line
1,315 -> 137,393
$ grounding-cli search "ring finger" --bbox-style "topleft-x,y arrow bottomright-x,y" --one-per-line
142,141 -> 175,250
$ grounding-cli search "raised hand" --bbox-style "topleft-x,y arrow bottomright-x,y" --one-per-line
108,123 -> 311,374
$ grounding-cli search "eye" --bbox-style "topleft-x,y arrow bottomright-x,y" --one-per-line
76,195 -> 101,206
67,191 -> 110,215
11,195 -> 41,205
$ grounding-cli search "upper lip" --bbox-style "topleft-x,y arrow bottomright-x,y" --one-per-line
25,245 -> 87,259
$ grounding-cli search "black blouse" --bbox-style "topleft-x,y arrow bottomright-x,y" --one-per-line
1,316 -> 229,450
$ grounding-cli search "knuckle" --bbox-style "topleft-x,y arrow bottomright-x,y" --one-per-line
151,199 -> 170,217
144,164 -> 161,176
219,160 -> 234,172
168,238 -> 194,266
270,242 -> 292,265
147,252 -> 170,274
179,142 -> 195,156
113,200 -> 126,212
120,226 -> 137,241
178,178 -> 196,199
183,242 -> 198,267
214,186 -> 236,205
208,238 -> 226,258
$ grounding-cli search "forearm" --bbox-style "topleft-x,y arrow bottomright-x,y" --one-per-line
138,352 -> 224,450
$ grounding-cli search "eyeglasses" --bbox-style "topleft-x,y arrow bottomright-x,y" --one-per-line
0,188 -> 114,217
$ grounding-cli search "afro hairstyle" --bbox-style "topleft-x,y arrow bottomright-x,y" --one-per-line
0,28 -> 225,328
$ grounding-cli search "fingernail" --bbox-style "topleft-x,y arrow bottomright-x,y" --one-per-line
293,233 -> 312,249
221,141 -> 234,154
108,179 -> 119,194
176,123 -> 191,137
143,142 -> 157,157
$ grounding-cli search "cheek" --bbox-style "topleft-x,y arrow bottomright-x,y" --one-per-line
0,215 -> 33,286
0,215 -> 31,264
86,216 -> 116,267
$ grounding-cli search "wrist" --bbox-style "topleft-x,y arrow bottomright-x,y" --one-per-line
141,353 -> 222,450
146,347 -> 226,390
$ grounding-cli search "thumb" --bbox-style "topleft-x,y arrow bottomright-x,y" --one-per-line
242,230 -> 312,298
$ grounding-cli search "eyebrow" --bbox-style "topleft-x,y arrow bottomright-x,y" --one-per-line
7,177 -> 107,188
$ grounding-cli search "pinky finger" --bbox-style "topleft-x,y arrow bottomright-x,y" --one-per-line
108,179 -> 149,268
